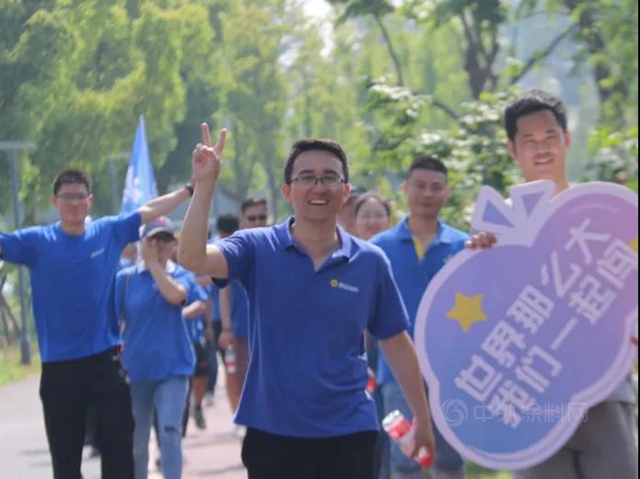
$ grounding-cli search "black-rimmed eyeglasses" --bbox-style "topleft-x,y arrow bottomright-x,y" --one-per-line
290,176 -> 346,188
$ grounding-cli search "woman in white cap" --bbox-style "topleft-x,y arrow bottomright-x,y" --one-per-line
117,218 -> 207,479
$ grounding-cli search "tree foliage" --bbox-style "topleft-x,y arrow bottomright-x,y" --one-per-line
0,0 -> 636,225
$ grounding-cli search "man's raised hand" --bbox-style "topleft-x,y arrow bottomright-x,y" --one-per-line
192,123 -> 227,185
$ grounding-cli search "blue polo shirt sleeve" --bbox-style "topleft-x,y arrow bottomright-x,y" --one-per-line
113,212 -> 142,245
0,226 -> 42,267
211,230 -> 255,290
367,253 -> 410,340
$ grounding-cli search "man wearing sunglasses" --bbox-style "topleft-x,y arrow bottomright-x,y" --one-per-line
241,197 -> 269,228
179,125 -> 435,479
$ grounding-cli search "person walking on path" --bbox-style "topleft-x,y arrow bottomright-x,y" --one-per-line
0,169 -> 195,479
117,219 -> 207,479
182,281 -> 213,431
354,192 -> 394,479
468,89 -> 638,479
372,157 -> 469,479
179,125 -> 435,479
201,214 -> 239,409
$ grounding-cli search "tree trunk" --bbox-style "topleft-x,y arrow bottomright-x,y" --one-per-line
374,14 -> 405,86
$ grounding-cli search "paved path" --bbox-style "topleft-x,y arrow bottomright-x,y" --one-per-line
0,375 -> 247,479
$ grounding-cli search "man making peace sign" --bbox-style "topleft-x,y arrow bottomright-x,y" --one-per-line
179,125 -> 435,479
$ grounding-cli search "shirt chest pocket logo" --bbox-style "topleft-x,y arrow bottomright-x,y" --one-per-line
330,279 -> 360,294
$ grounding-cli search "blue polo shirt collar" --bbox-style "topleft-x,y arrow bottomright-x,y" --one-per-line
274,217 -> 353,262
396,216 -> 456,246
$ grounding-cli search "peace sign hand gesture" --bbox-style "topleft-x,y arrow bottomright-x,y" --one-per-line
192,123 -> 227,186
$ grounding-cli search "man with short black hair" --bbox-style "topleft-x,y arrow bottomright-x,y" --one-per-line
179,126 -> 435,479
469,89 -> 638,479
504,89 -> 571,192
216,213 -> 240,238
0,168 -> 195,479
373,156 -> 469,479
240,197 -> 269,227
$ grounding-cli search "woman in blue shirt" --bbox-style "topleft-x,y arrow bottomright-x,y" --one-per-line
117,219 -> 206,479
355,193 -> 394,479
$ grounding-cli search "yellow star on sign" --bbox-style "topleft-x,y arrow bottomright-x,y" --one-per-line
447,292 -> 488,333
630,237 -> 638,253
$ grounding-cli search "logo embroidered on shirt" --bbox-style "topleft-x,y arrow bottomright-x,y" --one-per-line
91,248 -> 105,259
331,279 -> 360,294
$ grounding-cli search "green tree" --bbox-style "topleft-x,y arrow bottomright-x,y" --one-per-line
0,0 -> 214,220
213,0 -> 289,216
519,0 -> 638,127
328,0 -> 403,85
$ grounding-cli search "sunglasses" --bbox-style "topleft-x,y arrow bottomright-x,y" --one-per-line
247,214 -> 268,222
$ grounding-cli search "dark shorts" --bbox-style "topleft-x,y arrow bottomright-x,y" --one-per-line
193,342 -> 209,378
213,322 -> 226,363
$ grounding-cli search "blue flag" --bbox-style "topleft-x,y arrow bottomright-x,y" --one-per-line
121,115 -> 158,214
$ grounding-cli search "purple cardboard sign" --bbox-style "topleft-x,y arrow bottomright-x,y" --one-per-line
414,181 -> 638,470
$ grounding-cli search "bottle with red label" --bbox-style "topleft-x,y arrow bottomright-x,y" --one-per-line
382,410 -> 433,469
225,345 -> 237,374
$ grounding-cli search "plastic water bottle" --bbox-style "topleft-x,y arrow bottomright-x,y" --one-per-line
225,346 -> 237,374
382,410 -> 433,469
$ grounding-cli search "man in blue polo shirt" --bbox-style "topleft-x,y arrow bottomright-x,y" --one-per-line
0,169 -> 195,479
179,125 -> 435,479
373,157 -> 469,479
468,90 -> 638,479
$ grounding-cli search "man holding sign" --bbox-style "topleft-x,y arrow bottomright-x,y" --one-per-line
469,90 -> 638,478
179,125 -> 435,479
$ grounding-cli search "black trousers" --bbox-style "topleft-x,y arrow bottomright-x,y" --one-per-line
39,347 -> 135,479
242,427 -> 378,479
